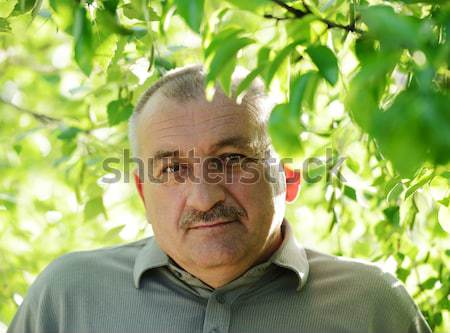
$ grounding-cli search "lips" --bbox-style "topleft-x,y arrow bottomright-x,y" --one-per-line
189,220 -> 237,229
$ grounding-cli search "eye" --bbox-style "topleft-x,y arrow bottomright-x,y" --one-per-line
162,163 -> 187,174
162,164 -> 179,174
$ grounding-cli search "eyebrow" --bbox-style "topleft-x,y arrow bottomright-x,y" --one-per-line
151,136 -> 256,161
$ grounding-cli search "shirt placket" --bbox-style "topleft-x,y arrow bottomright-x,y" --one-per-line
202,292 -> 231,333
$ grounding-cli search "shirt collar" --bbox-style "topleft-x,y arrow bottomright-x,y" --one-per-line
133,236 -> 169,288
270,219 -> 309,291
133,219 -> 309,291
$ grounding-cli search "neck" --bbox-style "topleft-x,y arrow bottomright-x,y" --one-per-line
176,230 -> 284,289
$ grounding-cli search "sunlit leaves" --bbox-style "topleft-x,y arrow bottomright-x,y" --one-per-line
102,0 -> 119,13
205,30 -> 254,92
268,104 -> 302,157
343,185 -> 357,201
84,196 -> 107,221
10,0 -> 41,16
49,0 -> 77,32
57,127 -> 82,141
265,40 -> 305,87
224,0 -> 269,12
95,9 -> 133,36
372,89 -> 450,177
306,45 -> 339,86
361,5 -> 422,50
174,0 -> 204,33
122,1 -> 159,21
345,53 -> 398,132
73,6 -> 94,76
289,71 -> 319,115
107,99 -> 134,126
0,0 -> 17,18
0,18 -> 11,32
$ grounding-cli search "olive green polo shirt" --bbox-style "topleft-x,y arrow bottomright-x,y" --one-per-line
7,221 -> 431,333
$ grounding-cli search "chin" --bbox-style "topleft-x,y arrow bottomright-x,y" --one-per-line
188,243 -> 246,268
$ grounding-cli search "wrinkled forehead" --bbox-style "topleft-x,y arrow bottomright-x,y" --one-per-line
135,90 -> 268,158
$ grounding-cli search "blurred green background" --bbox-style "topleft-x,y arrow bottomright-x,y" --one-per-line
0,0 -> 449,331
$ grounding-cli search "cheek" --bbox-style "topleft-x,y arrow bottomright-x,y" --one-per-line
143,184 -> 185,229
226,178 -> 275,218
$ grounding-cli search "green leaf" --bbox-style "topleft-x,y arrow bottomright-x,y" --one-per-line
0,18 -> 10,32
236,66 -> 264,98
361,5 -> 422,50
0,0 -> 17,18
174,0 -> 204,33
288,71 -> 318,116
257,46 -> 270,68
11,0 -> 41,16
405,171 -> 435,199
102,0 -> 119,13
420,277 -> 438,290
206,36 -> 254,85
396,267 -> 410,283
265,40 -> 305,87
224,0 -> 269,12
387,182 -> 404,203
107,99 -> 134,126
73,6 -> 94,76
122,1 -> 159,21
343,185 -> 357,201
438,197 -> 449,207
354,37 -> 377,64
102,224 -> 126,241
227,0 -> 270,12
49,0 -> 77,32
205,28 -> 244,59
383,206 -> 400,226
57,127 -> 82,141
345,53 -> 399,132
268,103 -> 303,157
13,144 -> 22,155
218,58 -> 236,96
306,45 -> 339,86
372,90 -> 450,177
95,9 -> 133,36
84,197 -> 106,221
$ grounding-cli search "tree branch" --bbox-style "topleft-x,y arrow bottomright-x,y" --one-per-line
263,14 -> 291,21
269,0 -> 363,34
271,0 -> 308,18
0,97 -> 62,124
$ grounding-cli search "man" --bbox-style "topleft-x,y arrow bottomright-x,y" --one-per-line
8,65 -> 431,333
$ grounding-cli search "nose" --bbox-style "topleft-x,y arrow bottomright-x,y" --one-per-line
185,179 -> 226,212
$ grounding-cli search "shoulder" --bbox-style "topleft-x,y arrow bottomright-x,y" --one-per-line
27,238 -> 150,300
306,248 -> 389,284
43,238 -> 148,276
304,248 -> 430,332
305,247 -> 409,300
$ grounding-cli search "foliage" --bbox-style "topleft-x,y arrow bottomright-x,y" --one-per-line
0,0 -> 449,331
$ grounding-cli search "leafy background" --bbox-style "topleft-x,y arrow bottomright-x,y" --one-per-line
0,0 -> 449,331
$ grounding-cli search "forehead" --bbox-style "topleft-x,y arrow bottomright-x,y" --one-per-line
136,91 -> 262,157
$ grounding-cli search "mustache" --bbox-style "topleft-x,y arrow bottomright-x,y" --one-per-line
179,203 -> 246,229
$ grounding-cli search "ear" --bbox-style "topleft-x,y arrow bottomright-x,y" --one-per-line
134,171 -> 145,204
284,165 -> 301,203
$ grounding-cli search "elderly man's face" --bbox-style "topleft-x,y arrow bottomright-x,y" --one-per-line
136,90 -> 286,274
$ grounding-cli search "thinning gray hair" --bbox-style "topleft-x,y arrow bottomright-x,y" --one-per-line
128,65 -> 274,159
